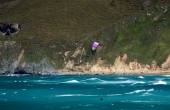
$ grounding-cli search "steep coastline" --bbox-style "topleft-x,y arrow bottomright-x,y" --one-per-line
0,40 -> 170,75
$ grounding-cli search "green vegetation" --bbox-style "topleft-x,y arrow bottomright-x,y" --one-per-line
0,0 -> 170,68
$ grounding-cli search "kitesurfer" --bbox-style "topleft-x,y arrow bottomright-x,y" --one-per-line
100,97 -> 103,100
91,42 -> 101,55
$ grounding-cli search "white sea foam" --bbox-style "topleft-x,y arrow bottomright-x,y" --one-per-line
131,81 -> 145,85
2,93 -> 6,95
126,89 -> 146,94
55,94 -> 98,97
36,80 -> 46,82
147,88 -> 154,92
65,80 -> 79,83
116,77 -> 128,79
106,94 -> 122,96
139,76 -> 144,79
86,78 -> 98,80
153,81 -> 167,85
100,80 -> 145,85
163,75 -> 170,77
132,101 -> 161,103
126,88 -> 154,95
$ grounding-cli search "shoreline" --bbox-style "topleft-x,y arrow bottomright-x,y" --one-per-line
1,70 -> 170,76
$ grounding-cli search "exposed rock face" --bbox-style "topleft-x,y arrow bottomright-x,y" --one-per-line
0,41 -> 16,48
0,41 -> 56,75
61,53 -> 169,75
0,23 -> 21,35
0,40 -> 169,75
162,55 -> 170,70
114,54 -> 129,70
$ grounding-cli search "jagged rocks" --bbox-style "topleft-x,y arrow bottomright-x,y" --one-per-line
162,55 -> 170,70
0,23 -> 21,35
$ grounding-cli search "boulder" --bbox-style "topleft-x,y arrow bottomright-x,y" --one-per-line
0,23 -> 21,35
142,0 -> 152,10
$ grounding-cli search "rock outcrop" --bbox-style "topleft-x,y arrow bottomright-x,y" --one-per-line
142,0 -> 152,10
0,40 -> 170,75
0,23 -> 21,35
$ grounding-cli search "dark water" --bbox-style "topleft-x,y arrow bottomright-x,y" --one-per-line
0,75 -> 170,110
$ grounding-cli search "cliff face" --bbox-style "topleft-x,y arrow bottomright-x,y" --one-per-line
0,40 -> 170,75
0,41 -> 56,75
62,50 -> 170,74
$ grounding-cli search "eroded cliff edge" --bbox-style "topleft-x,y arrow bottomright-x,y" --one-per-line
0,40 -> 170,75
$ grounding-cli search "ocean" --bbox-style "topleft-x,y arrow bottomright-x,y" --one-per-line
0,74 -> 170,110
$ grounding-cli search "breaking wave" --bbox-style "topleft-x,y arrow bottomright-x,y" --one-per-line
125,88 -> 154,95
153,81 -> 167,85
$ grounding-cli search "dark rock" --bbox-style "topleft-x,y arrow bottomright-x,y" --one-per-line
110,1 -> 116,7
14,69 -> 28,74
142,0 -> 152,10
0,23 -> 21,35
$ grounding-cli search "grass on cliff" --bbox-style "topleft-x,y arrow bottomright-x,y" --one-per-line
82,3 -> 170,66
0,0 -> 170,68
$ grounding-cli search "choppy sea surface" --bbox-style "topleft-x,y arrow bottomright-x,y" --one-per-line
0,74 -> 170,110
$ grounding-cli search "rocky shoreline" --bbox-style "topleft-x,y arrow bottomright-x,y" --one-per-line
1,69 -> 170,76
1,52 -> 170,76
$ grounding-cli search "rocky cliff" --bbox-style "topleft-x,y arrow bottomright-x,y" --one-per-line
0,40 -> 170,75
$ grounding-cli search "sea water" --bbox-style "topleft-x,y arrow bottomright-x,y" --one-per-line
0,74 -> 170,110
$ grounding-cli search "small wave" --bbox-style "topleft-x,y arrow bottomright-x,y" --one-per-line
131,81 -> 145,85
147,88 -> 154,92
153,81 -> 167,85
1,93 -> 6,95
100,80 -> 145,84
115,77 -> 128,79
138,76 -> 144,79
86,78 -> 99,80
163,75 -> 170,77
55,94 -> 98,97
106,94 -> 122,96
126,89 -> 146,94
64,80 -> 80,83
126,88 -> 154,95
132,100 -> 161,103
37,80 -> 46,82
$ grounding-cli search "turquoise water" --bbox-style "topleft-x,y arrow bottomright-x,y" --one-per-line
0,75 -> 170,110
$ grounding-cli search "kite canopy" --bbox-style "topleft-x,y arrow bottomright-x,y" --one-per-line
92,42 -> 99,49
91,42 -> 99,55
